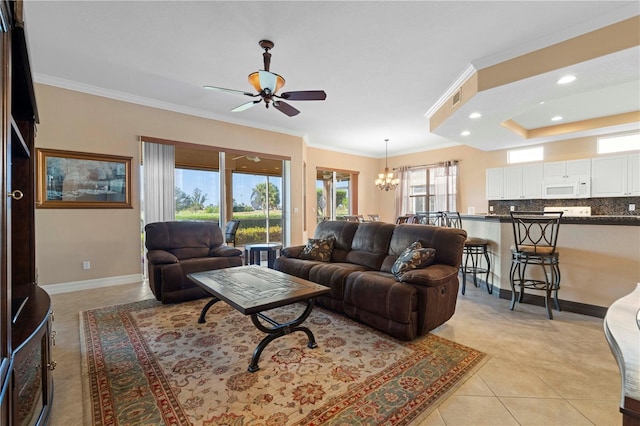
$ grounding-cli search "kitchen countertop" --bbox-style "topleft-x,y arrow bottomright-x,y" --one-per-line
460,214 -> 640,226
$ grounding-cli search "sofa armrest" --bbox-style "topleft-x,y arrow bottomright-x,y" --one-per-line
281,245 -> 305,258
147,249 -> 179,265
400,264 -> 459,287
209,245 -> 243,257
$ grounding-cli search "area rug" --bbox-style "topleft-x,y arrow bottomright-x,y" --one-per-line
80,298 -> 487,425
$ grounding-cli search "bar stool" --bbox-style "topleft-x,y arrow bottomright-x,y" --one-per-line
413,211 -> 445,226
509,211 -> 563,319
443,212 -> 492,295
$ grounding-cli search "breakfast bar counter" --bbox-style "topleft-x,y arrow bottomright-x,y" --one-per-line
458,214 -> 640,315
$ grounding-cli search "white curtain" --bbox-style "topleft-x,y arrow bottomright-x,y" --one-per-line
431,161 -> 458,212
394,165 -> 410,220
142,142 -> 175,225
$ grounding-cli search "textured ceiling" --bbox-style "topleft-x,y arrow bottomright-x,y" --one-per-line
23,1 -> 640,158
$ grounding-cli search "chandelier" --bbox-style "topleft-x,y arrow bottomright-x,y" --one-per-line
375,139 -> 399,191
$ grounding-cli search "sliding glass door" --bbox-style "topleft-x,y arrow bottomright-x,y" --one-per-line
316,169 -> 354,222
231,161 -> 283,246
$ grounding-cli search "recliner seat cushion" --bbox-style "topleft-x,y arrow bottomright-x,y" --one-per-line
344,270 -> 418,340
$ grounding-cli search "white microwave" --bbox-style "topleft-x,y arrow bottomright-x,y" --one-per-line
543,178 -> 591,199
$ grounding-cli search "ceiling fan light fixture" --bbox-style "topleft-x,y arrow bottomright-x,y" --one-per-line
248,71 -> 285,93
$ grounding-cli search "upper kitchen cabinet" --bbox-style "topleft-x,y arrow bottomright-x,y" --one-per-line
486,164 -> 543,200
592,153 -> 640,197
486,167 -> 504,200
543,159 -> 591,181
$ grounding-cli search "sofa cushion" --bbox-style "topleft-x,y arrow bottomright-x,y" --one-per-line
391,241 -> 436,278
345,222 -> 395,270
344,270 -> 419,340
308,262 -> 369,306
382,224 -> 467,272
273,256 -> 324,281
300,236 -> 335,262
313,220 -> 359,262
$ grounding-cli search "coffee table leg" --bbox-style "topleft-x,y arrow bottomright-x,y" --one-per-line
198,297 -> 220,324
247,300 -> 318,372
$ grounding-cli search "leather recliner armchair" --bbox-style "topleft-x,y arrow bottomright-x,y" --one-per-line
145,221 -> 243,303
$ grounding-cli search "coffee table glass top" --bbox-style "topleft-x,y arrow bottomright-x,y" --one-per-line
187,265 -> 329,314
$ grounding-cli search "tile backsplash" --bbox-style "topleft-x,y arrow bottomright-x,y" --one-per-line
488,196 -> 640,216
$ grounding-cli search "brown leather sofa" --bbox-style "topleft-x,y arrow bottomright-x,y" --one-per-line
145,221 -> 243,303
274,221 -> 467,340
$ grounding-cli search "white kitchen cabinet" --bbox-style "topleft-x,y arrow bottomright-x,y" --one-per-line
502,166 -> 522,199
591,153 -> 640,197
521,164 -> 544,198
543,159 -> 591,180
486,167 -> 504,200
486,164 -> 542,200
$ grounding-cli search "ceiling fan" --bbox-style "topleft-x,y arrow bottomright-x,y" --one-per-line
232,154 -> 261,162
204,40 -> 327,117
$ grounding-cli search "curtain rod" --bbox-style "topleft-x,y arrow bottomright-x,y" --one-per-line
392,159 -> 460,170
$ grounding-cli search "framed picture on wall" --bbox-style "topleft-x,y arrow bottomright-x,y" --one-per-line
36,148 -> 132,208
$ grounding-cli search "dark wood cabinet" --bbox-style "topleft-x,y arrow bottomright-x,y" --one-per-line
0,1 -> 51,425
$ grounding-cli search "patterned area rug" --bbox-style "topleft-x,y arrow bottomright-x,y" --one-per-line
80,298 -> 487,425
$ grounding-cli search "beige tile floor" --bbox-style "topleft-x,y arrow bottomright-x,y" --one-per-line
47,278 -> 622,425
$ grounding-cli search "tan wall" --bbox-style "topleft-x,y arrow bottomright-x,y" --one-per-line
35,84 -> 306,286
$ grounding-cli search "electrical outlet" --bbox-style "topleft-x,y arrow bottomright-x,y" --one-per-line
83,261 -> 91,270
510,206 -> 515,212
630,204 -> 636,212
489,206 -> 494,212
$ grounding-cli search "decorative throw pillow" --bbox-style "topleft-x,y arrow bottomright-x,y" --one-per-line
299,236 -> 335,262
391,241 -> 436,279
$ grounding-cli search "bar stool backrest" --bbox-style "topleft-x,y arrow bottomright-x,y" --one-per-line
413,211 -> 445,226
395,214 -> 414,224
442,211 -> 462,228
510,211 -> 563,255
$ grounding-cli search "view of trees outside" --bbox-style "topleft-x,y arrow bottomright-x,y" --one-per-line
174,168 -> 282,245
316,176 -> 350,221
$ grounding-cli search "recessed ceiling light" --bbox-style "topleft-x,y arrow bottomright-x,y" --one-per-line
557,75 -> 576,85
469,112 -> 482,119
460,130 -> 471,136
539,101 -> 545,105
551,115 -> 563,121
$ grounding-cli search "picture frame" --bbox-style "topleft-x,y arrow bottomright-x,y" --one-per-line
36,148 -> 132,209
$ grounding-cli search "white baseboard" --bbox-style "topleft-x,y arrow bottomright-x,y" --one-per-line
42,274 -> 145,295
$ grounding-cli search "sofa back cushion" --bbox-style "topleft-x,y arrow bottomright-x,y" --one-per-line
313,220 -> 359,262
145,221 -> 224,260
381,224 -> 466,272
346,222 -> 396,270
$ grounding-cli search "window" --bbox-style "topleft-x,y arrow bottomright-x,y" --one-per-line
401,161 -> 458,215
507,146 -> 543,164
597,133 -> 640,154
175,167 -> 220,221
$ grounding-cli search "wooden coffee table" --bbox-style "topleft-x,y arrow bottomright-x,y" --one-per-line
187,265 -> 330,372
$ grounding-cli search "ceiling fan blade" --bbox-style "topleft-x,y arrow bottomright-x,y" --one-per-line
273,101 -> 300,117
259,71 -> 278,93
231,100 -> 261,112
279,90 -> 327,101
203,86 -> 256,97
